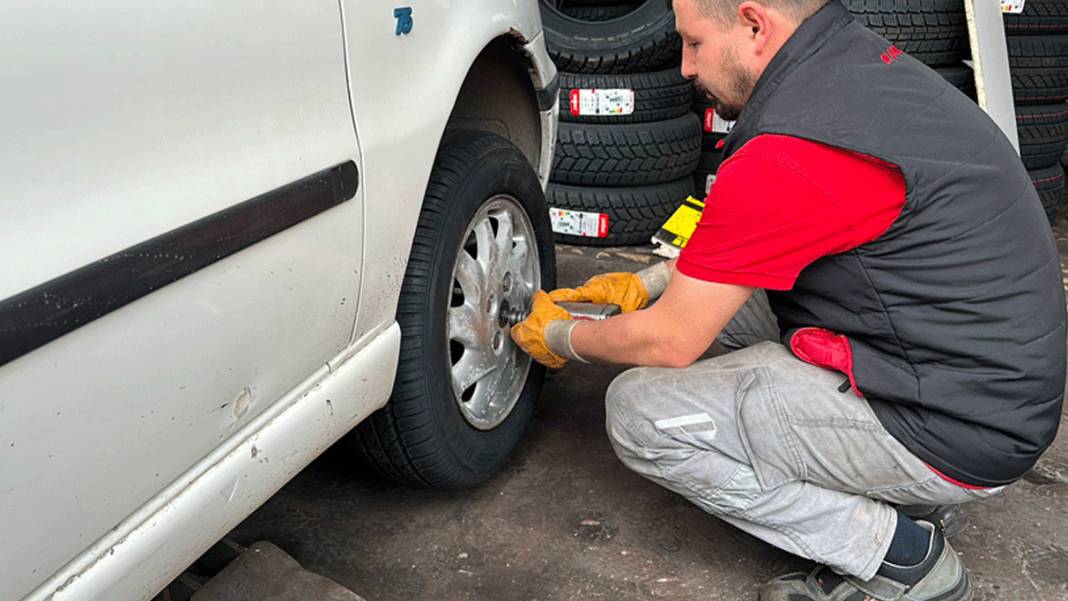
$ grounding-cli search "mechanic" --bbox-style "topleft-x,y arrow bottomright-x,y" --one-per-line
512,0 -> 1066,599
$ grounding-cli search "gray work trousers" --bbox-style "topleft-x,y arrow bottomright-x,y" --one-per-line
605,290 -> 1004,580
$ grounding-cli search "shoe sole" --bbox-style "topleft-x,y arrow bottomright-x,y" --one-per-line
929,569 -> 972,601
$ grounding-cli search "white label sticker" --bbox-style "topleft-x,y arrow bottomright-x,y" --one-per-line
703,173 -> 717,196
569,89 -> 635,117
702,108 -> 735,134
549,207 -> 609,238
1002,0 -> 1025,14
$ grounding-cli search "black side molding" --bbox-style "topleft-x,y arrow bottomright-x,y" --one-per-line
0,161 -> 359,368
537,72 -> 560,112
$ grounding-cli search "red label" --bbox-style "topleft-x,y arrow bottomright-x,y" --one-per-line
880,44 -> 904,65
598,214 -> 609,238
569,89 -> 581,116
703,108 -> 715,133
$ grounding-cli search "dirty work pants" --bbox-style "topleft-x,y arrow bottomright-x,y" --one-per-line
605,290 -> 1003,580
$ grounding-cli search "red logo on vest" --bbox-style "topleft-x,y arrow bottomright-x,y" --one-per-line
880,44 -> 904,65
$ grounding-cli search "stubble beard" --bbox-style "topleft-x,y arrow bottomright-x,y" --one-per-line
696,48 -> 756,122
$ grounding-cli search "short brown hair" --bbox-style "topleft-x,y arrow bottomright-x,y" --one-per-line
680,0 -> 829,25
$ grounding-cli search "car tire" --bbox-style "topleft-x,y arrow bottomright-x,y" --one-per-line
539,0 -> 680,74
1018,104 -> 1068,170
1004,0 -> 1068,36
1030,163 -> 1066,224
559,68 -> 695,125
1009,35 -> 1068,104
845,0 -> 968,66
693,151 -> 726,197
935,63 -> 976,99
561,2 -> 641,21
547,178 -> 693,246
351,131 -> 556,489
552,113 -> 703,187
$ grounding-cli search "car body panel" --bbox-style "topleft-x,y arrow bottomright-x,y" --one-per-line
1,1 -> 556,599
343,0 -> 556,342
0,2 -> 360,599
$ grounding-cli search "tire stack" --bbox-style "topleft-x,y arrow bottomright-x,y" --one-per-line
847,0 -> 975,94
692,96 -> 730,198
540,1 -> 702,246
1005,1 -> 1068,224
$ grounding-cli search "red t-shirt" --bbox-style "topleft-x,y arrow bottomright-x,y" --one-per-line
678,134 -> 907,289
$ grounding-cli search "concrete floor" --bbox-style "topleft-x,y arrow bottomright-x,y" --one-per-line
231,219 -> 1068,601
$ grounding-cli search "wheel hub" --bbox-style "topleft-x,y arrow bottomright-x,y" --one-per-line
445,195 -> 539,430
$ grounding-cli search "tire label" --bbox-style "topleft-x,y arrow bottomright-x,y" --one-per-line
701,173 -> 717,196
1002,0 -> 1025,14
703,108 -> 735,134
569,89 -> 635,117
548,207 -> 609,238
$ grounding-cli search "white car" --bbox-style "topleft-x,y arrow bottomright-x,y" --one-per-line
0,2 -> 558,600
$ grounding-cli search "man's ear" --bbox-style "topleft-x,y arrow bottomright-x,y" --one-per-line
738,1 -> 773,50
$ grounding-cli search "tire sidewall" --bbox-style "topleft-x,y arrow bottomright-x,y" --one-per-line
540,0 -> 673,52
413,136 -> 555,486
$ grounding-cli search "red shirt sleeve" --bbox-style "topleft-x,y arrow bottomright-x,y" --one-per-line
677,134 -> 906,290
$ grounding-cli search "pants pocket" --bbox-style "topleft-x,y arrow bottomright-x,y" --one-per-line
734,368 -> 804,491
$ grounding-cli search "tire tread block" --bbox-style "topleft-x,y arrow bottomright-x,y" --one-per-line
552,114 -> 703,187
548,178 -> 693,246
846,0 -> 968,65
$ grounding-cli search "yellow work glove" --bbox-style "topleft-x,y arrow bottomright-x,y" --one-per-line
548,271 -> 649,313
510,291 -> 573,369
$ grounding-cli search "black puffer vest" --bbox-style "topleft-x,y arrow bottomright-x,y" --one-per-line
721,0 -> 1066,486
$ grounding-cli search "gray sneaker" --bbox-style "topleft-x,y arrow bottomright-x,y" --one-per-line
759,522 -> 970,601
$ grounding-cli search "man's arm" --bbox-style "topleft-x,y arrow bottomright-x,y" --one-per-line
568,267 -> 753,368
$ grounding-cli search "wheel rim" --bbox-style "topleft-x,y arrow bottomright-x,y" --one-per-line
446,195 -> 540,431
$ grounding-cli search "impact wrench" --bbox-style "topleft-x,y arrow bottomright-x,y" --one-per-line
502,302 -> 622,326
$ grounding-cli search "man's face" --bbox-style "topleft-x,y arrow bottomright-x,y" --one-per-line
675,0 -> 759,121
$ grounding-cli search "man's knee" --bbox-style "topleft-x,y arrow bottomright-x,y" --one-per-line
605,366 -> 682,471
605,367 -> 648,422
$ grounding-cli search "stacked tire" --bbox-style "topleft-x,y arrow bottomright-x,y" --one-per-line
691,95 -> 731,198
1006,1 -> 1068,224
541,1 -> 702,246
847,0 -> 976,94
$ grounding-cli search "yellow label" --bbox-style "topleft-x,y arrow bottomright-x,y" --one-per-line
653,197 -> 705,250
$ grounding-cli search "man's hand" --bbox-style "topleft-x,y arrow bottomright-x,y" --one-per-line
549,272 -> 650,313
510,291 -> 573,369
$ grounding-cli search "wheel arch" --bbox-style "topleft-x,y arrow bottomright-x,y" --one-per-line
444,34 -> 559,186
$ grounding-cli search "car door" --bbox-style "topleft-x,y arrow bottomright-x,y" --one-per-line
0,2 -> 361,599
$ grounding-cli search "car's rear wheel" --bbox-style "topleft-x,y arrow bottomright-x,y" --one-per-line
350,131 -> 556,489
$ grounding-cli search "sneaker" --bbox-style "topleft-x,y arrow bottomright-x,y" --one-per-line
758,522 -> 970,601
899,504 -> 967,539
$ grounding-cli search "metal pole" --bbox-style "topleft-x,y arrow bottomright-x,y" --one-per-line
965,0 -> 1020,152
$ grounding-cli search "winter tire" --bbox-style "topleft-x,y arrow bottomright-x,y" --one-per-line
1004,0 -> 1068,36
1017,104 -> 1068,170
1030,163 -> 1066,224
561,2 -> 641,21
539,0 -> 680,74
559,68 -> 695,125
1009,35 -> 1068,104
845,0 -> 968,66
352,131 -> 556,488
935,63 -> 976,99
693,151 -> 726,197
547,178 -> 693,246
691,97 -> 734,150
552,113 -> 703,187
